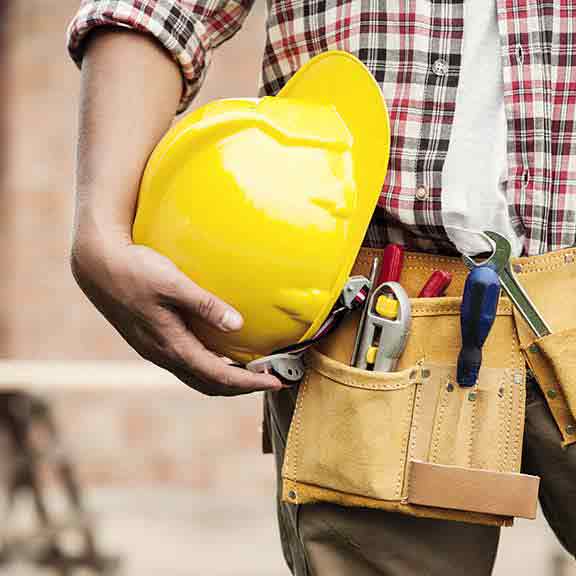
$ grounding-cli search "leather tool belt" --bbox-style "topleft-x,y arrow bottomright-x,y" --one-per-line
279,245 -> 576,527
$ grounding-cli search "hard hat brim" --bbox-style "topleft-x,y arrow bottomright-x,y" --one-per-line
277,51 -> 390,343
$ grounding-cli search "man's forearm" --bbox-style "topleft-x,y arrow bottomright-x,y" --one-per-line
70,28 -> 282,395
74,29 -> 182,248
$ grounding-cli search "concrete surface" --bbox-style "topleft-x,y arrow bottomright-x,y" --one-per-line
1,486 -> 575,575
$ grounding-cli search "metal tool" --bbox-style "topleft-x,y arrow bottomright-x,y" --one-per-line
418,270 -> 452,297
355,282 -> 412,372
247,353 -> 305,381
341,276 -> 372,309
462,231 -> 552,338
457,266 -> 501,387
350,258 -> 380,366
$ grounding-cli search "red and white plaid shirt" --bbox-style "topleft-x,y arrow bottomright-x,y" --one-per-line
68,0 -> 576,256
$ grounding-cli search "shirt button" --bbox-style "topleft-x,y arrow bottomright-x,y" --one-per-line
522,168 -> 530,188
415,186 -> 429,201
432,58 -> 449,77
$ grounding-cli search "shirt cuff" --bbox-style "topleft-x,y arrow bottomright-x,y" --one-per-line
67,0 -> 209,112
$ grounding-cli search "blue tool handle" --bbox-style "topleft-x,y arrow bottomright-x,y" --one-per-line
457,266 -> 501,387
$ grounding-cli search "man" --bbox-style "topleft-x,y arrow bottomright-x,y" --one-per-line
66,0 -> 576,574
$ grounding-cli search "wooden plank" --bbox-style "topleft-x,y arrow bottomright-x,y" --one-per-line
0,361 -> 182,389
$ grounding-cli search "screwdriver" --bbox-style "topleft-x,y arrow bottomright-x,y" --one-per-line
457,266 -> 501,387
374,244 -> 405,315
418,270 -> 452,297
378,244 -> 404,284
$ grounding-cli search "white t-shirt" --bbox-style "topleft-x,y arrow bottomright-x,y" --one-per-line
442,0 -> 524,257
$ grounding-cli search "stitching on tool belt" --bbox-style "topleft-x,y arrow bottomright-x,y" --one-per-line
406,254 -> 461,266
430,384 -> 449,464
505,373 -> 514,471
511,247 -> 576,274
411,301 -> 513,316
497,375 -> 505,472
288,373 -> 310,482
501,366 -> 514,473
468,388 -> 476,469
506,342 -> 522,472
500,370 -> 511,471
515,261 -> 576,274
306,352 -> 417,391
311,368 -> 416,390
407,376 -> 424,482
397,384 -> 417,498
510,327 -> 524,471
403,265 -> 466,273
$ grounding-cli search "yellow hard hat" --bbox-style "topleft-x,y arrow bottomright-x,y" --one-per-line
133,51 -> 390,363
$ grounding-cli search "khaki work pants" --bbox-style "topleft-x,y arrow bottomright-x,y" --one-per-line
266,374 -> 576,575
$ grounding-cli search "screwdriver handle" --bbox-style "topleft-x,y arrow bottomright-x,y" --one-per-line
378,244 -> 404,285
457,266 -> 501,387
418,270 -> 452,297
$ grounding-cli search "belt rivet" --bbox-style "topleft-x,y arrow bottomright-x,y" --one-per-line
513,263 -> 523,274
529,343 -> 539,354
288,490 -> 297,500
422,368 -> 431,379
566,425 -> 576,435
468,392 -> 477,402
447,382 -> 454,392
547,389 -> 558,399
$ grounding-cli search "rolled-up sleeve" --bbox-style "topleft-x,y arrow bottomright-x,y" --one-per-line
67,0 -> 255,112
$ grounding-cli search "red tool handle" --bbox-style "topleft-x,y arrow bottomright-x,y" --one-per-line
418,270 -> 452,298
377,244 -> 404,284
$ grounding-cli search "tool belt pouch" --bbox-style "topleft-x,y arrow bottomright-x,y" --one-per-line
513,248 -> 576,445
281,266 -> 540,526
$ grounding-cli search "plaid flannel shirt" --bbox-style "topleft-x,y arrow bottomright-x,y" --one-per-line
68,0 -> 576,256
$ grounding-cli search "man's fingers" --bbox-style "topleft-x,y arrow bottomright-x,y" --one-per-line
140,304 -> 283,396
163,272 -> 244,332
188,348 -> 283,393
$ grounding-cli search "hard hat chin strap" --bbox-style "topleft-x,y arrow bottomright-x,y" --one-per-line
245,276 -> 370,382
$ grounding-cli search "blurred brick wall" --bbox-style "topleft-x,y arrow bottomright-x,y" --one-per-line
0,2 -> 10,355
45,383 -> 276,493
4,0 -> 266,361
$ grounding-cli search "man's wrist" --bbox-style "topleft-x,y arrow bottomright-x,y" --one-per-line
73,194 -> 135,245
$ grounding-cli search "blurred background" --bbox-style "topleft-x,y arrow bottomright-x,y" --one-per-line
1,1 -> 575,574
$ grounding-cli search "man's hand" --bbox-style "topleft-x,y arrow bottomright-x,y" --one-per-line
72,29 -> 282,395
71,237 -> 283,395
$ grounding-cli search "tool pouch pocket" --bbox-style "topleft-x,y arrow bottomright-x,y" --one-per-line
529,329 -> 576,422
508,248 -> 576,444
282,352 -> 420,502
281,297 -> 540,526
